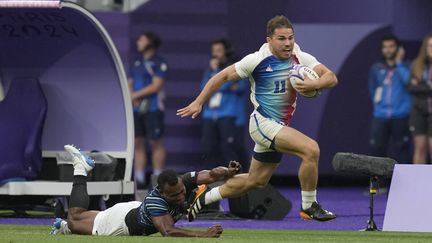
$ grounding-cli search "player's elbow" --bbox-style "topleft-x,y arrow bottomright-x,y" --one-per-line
153,83 -> 163,93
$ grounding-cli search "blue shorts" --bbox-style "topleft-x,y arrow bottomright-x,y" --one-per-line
134,111 -> 164,140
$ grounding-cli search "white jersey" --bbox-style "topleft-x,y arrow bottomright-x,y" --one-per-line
235,43 -> 320,124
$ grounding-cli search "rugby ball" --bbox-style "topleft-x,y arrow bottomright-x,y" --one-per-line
289,64 -> 321,98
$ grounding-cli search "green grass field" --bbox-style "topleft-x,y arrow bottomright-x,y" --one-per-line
1,224 -> 432,243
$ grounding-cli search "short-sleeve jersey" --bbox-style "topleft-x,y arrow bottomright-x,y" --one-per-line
130,55 -> 168,112
125,171 -> 198,235
235,43 -> 320,124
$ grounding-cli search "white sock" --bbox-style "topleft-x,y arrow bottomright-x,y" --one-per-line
73,164 -> 87,176
153,169 -> 162,176
63,221 -> 72,234
135,170 -> 145,184
204,186 -> 222,205
301,190 -> 317,209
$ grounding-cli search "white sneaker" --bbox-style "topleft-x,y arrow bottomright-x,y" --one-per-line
64,144 -> 95,175
50,218 -> 71,235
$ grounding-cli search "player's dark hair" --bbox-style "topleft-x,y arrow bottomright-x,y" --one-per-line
157,169 -> 179,191
381,34 -> 400,48
211,38 -> 234,60
139,31 -> 162,50
267,15 -> 294,37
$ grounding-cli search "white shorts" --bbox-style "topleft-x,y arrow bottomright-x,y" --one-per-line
249,110 -> 284,153
92,201 -> 141,236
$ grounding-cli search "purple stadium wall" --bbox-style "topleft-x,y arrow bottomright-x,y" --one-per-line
92,0 -> 432,175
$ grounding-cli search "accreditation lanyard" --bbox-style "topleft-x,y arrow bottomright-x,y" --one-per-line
383,69 -> 395,117
383,69 -> 395,86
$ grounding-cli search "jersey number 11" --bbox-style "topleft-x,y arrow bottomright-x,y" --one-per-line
274,80 -> 286,94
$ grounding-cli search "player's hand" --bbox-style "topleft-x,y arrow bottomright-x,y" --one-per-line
210,58 -> 220,71
228,161 -> 242,176
396,46 -> 405,64
230,83 -> 240,92
203,224 -> 223,237
294,75 -> 320,93
131,92 -> 141,101
176,100 -> 202,119
132,99 -> 141,108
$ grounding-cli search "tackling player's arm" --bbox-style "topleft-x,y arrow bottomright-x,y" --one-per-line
196,161 -> 242,185
294,64 -> 338,93
176,65 -> 241,118
152,214 -> 223,237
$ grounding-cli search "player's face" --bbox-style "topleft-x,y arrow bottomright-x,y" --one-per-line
382,40 -> 398,60
212,43 -> 226,61
267,27 -> 295,60
427,37 -> 432,59
136,35 -> 150,53
161,178 -> 187,206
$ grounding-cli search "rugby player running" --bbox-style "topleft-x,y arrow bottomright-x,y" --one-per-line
177,15 -> 338,222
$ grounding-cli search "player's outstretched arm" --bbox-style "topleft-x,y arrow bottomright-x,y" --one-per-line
176,65 -> 241,119
152,214 -> 223,237
196,161 -> 242,185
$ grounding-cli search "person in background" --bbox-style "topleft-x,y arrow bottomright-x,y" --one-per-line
200,38 -> 242,166
368,35 -> 411,164
408,33 -> 432,164
129,32 -> 167,188
233,78 -> 249,168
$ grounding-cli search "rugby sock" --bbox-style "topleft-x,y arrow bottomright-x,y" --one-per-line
135,170 -> 145,184
73,164 -> 87,176
204,186 -> 222,205
69,175 -> 89,209
301,190 -> 317,209
63,222 -> 72,235
153,169 -> 162,176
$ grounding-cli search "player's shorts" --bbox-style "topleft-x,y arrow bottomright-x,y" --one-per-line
249,110 -> 284,163
134,111 -> 164,139
409,105 -> 432,136
92,201 -> 141,236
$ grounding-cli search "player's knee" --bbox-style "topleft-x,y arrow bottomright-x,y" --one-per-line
134,138 -> 145,149
67,218 -> 76,232
248,178 -> 268,189
149,139 -> 164,149
67,208 -> 82,221
302,140 -> 320,162
415,141 -> 427,152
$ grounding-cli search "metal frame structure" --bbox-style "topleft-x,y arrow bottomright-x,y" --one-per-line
0,0 -> 134,197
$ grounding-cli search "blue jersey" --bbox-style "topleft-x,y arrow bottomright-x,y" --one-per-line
368,61 -> 411,118
130,55 -> 168,112
235,43 -> 321,125
234,79 -> 248,127
125,172 -> 198,235
201,67 -> 245,119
